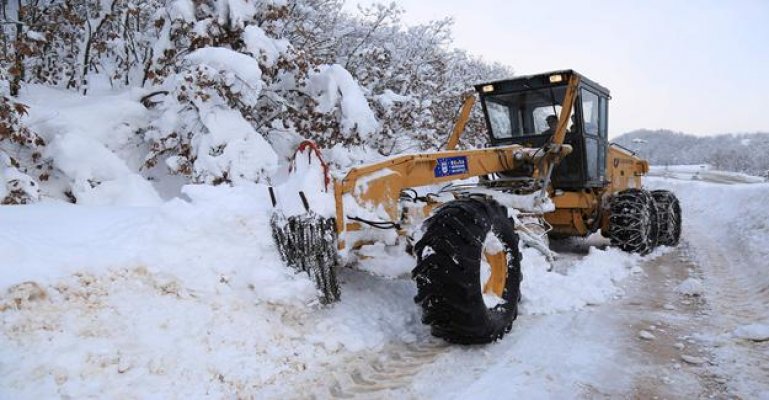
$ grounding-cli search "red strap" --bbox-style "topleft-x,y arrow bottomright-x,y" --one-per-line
288,140 -> 331,191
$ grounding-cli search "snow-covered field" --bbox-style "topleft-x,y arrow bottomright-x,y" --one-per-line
3,168 -> 769,399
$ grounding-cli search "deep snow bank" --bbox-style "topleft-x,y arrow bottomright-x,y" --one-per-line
0,183 -> 315,303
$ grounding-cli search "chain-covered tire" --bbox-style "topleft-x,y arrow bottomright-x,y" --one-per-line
608,189 -> 658,255
651,190 -> 682,246
412,197 -> 522,344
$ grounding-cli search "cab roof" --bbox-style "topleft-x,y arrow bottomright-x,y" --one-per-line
474,69 -> 611,98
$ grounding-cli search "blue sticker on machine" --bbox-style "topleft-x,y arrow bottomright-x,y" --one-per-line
434,156 -> 469,177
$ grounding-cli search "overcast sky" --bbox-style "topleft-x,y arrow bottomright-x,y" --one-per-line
344,0 -> 769,137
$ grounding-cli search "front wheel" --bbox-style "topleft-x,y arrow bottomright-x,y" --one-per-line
412,197 -> 522,344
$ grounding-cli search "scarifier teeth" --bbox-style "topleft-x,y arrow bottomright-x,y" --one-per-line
270,212 -> 341,304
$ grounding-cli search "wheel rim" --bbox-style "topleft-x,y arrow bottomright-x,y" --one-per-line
480,232 -> 508,308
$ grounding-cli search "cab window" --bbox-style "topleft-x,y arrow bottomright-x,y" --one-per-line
581,89 -> 600,135
599,96 -> 608,138
482,86 -> 573,139
486,101 -> 514,139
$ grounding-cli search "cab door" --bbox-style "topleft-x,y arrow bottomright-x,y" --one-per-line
580,88 -> 608,186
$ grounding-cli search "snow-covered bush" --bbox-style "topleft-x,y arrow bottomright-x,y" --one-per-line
286,2 -> 511,153
0,96 -> 50,203
145,48 -> 278,184
143,0 -> 386,183
2,0 -> 165,93
1,147 -> 41,204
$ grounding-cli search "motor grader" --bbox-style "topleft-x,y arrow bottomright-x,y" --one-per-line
271,70 -> 682,344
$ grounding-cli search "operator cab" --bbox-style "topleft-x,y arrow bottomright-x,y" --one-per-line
474,70 -> 610,189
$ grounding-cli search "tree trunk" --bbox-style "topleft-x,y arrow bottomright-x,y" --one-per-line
10,0 -> 23,96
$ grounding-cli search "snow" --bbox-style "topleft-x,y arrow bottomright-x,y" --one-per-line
307,64 -> 379,139
519,246 -> 640,315
3,151 -> 769,398
638,330 -> 656,340
355,242 -> 415,278
169,0 -> 195,21
680,354 -> 707,365
675,277 -> 704,296
648,175 -> 769,398
194,108 -> 279,185
243,25 -> 289,67
649,164 -> 765,184
733,323 -> 769,342
486,188 -> 555,213
0,173 -> 658,399
270,145 -> 336,217
1,157 -> 40,203
19,85 -> 162,205
185,47 -> 263,90
25,30 -> 46,42
0,184 -> 314,302
375,89 -> 412,110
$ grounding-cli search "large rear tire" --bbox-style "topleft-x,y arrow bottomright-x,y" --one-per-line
651,190 -> 682,246
412,197 -> 522,344
608,189 -> 658,255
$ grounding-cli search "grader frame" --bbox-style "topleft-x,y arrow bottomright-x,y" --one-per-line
273,70 -> 676,344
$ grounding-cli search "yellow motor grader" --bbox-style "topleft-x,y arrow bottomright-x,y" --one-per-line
271,70 -> 681,344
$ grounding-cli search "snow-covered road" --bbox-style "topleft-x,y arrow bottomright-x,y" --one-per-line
2,173 -> 768,399
648,175 -> 769,399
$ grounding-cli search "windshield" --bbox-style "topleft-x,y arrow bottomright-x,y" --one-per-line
483,86 -> 574,139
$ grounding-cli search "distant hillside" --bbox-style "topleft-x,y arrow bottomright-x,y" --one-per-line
612,130 -> 769,177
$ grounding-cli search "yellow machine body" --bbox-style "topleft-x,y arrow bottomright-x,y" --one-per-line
546,145 -> 648,237
331,70 -> 649,251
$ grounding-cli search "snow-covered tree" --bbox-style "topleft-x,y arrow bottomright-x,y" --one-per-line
614,129 -> 769,175
2,0 -> 516,195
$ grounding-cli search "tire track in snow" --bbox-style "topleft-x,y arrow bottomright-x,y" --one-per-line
312,340 -> 449,399
686,222 -> 769,396
690,229 -> 769,325
631,243 -> 730,398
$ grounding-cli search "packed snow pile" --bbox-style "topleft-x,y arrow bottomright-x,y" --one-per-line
0,184 -> 315,302
0,184 -> 319,398
519,246 -> 641,314
733,323 -> 769,342
675,277 -> 705,296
